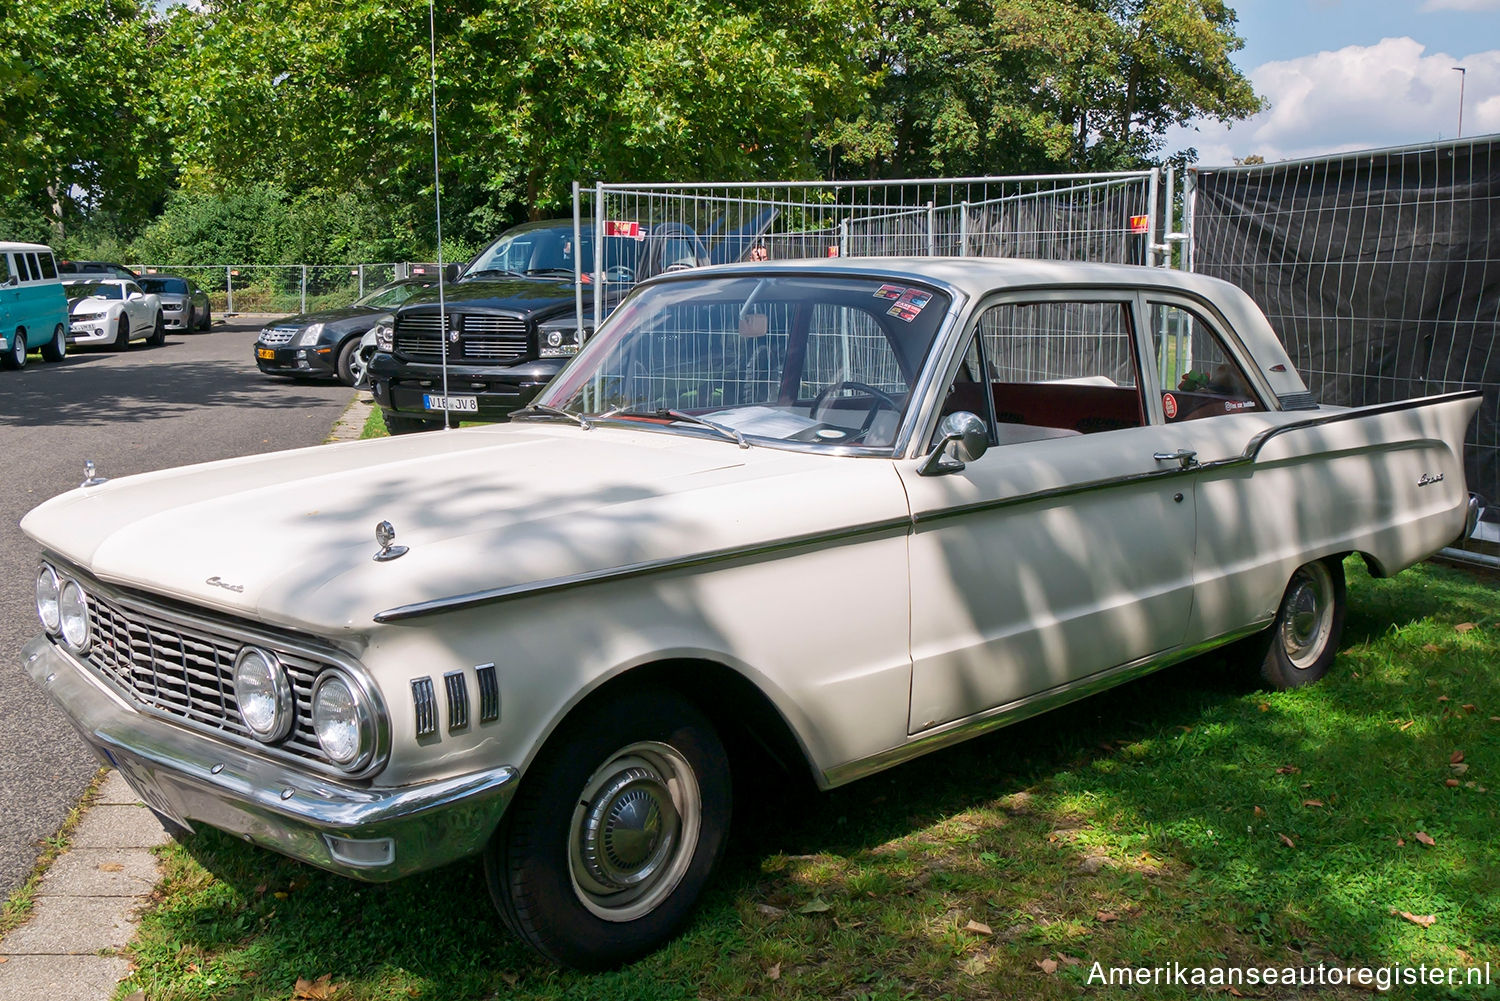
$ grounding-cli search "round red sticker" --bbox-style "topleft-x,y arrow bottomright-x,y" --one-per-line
1163,393 -> 1178,419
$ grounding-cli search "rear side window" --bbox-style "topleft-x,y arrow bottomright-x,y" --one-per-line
25,253 -> 41,281
38,254 -> 57,280
0,254 -> 11,284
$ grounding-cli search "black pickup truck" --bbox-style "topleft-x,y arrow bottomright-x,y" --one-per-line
367,216 -> 772,433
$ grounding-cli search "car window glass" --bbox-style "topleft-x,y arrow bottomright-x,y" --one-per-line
15,254 -> 33,281
963,299 -> 1144,438
124,282 -> 143,297
25,253 -> 41,281
39,254 -> 57,280
0,254 -> 11,284
1148,301 -> 1264,422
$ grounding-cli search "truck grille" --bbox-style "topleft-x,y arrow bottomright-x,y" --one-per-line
82,589 -> 332,766
463,315 -> 528,360
395,313 -> 451,361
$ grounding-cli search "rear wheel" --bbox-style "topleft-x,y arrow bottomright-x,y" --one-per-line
41,323 -> 66,362
485,688 -> 731,969
198,305 -> 212,331
1257,557 -> 1346,689
1,329 -> 26,369
147,311 -> 166,346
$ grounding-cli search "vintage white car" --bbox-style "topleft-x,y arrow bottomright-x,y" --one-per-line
21,259 -> 1480,968
62,278 -> 165,348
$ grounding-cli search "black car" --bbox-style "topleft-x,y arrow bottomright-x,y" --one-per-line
367,215 -> 773,433
57,260 -> 140,280
253,277 -> 438,386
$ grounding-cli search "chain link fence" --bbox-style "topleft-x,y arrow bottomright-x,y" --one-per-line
1187,135 -> 1500,565
130,263 -> 402,314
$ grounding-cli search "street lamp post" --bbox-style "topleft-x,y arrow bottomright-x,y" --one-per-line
1452,66 -> 1466,139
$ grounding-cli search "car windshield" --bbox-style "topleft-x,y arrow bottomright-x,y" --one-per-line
66,282 -> 121,301
140,277 -> 187,294
539,275 -> 951,451
355,282 -> 429,309
460,225 -> 636,280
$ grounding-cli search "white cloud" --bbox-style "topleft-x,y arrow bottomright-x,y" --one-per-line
1421,0 -> 1500,12
1166,37 -> 1500,165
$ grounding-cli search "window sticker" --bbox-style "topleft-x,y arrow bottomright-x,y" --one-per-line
1162,393 -> 1179,419
887,288 -> 933,322
873,283 -> 904,301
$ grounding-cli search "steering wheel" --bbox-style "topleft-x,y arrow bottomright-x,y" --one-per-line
811,380 -> 900,437
604,265 -> 635,283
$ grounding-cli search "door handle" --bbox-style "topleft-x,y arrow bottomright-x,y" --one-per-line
1153,448 -> 1198,469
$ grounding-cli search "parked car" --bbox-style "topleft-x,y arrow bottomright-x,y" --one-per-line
56,260 -> 140,280
367,213 -> 773,433
254,277 -> 438,386
139,275 -> 213,331
20,259 -> 1480,970
62,278 -> 164,349
1,241 -> 70,368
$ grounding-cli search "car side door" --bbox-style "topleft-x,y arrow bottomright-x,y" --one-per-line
896,290 -> 1199,734
123,281 -> 149,333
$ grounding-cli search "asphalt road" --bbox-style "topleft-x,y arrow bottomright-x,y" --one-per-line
0,317 -> 353,897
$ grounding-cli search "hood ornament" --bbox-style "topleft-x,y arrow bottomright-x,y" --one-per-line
373,520 -> 409,562
81,459 -> 109,488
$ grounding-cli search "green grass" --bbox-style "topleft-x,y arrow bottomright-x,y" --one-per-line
2,768 -> 107,937
360,406 -> 389,440
115,558 -> 1500,1000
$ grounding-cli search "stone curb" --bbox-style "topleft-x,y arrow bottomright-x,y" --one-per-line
0,771 -> 168,1000
328,390 -> 375,443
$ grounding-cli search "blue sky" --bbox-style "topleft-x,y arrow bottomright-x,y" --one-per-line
1166,0 -> 1500,164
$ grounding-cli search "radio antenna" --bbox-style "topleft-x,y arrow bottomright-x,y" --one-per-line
428,0 -> 451,429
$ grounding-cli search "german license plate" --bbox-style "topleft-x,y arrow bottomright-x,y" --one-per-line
423,394 -> 478,413
256,347 -> 275,360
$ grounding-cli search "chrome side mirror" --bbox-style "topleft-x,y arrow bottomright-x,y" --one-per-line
918,411 -> 989,476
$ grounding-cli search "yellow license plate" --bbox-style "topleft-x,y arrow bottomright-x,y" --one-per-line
256,348 -> 275,360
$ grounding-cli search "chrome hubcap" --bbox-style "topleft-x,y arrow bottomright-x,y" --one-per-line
568,741 -> 700,922
1280,563 -> 1334,670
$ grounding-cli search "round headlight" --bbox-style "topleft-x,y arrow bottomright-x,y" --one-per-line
233,647 -> 294,742
313,672 -> 372,768
36,565 -> 61,633
547,330 -> 564,348
58,579 -> 90,651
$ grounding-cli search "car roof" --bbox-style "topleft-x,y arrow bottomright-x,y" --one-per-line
0,242 -> 54,253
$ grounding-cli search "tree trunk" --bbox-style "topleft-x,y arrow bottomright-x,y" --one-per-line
46,182 -> 65,242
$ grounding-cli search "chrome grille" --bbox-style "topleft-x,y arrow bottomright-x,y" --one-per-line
83,589 -> 330,765
260,326 -> 298,346
463,315 -> 528,361
395,313 -> 451,361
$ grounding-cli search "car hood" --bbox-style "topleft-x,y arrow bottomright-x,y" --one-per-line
21,425 -> 907,638
402,278 -> 581,315
69,297 -> 119,311
273,306 -> 384,332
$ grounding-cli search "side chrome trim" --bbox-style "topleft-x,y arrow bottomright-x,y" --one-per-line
913,391 -> 1483,526
821,620 -> 1272,787
374,516 -> 912,623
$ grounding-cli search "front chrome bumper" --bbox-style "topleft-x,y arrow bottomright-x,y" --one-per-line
22,635 -> 518,881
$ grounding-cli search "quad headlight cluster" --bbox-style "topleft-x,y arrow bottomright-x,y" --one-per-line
36,564 -> 90,653
37,561 -> 379,773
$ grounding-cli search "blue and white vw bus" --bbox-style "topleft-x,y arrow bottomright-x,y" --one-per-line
1,242 -> 70,369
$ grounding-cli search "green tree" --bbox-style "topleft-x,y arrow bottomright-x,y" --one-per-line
0,0 -> 174,240
824,0 -> 1260,178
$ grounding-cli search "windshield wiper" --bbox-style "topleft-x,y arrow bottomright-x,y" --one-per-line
462,268 -> 526,280
524,267 -> 578,277
511,403 -> 592,429
598,407 -> 750,449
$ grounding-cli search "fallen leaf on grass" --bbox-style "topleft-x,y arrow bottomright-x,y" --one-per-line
1397,837 -> 1406,847
964,920 -> 993,936
1438,695 -> 1450,703
1258,702 -> 1269,712
756,903 -> 786,918
1422,643 -> 1442,653
499,972 -> 518,988
1060,954 -> 1083,966
1452,763 -> 1469,775
294,974 -> 340,1000
1414,832 -> 1436,847
1399,720 -> 1416,731
1096,911 -> 1119,923
797,897 -> 831,914
1275,765 -> 1300,775
766,963 -> 782,981
1390,909 -> 1437,928
1446,779 -> 1461,787
1302,800 -> 1325,808
1451,751 -> 1465,764
1177,725 -> 1192,733
1455,622 -> 1477,634
1278,833 -> 1296,848
98,862 -> 124,872
1253,805 -> 1265,816
122,993 -> 143,1001
1037,958 -> 1058,974
1462,704 -> 1476,712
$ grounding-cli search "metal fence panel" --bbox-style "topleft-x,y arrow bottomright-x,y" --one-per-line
1188,136 -> 1500,563
131,263 -> 401,314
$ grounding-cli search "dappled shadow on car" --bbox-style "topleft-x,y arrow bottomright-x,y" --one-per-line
0,356 -> 347,427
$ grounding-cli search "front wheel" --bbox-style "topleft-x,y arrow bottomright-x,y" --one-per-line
148,311 -> 166,346
112,316 -> 131,351
334,338 -> 360,387
1,329 -> 26,369
198,306 -> 212,331
41,323 -> 66,363
1257,557 -> 1346,689
485,688 -> 731,969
